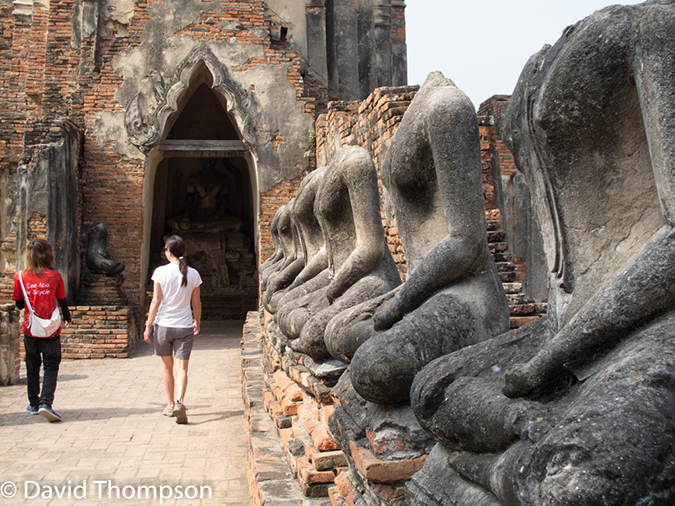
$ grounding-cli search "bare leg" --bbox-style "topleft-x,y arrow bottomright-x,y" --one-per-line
161,355 -> 175,405
175,358 -> 189,404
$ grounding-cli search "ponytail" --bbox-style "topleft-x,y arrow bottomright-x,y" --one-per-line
164,235 -> 188,287
178,256 -> 188,287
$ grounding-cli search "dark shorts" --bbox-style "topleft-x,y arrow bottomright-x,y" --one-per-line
153,325 -> 194,360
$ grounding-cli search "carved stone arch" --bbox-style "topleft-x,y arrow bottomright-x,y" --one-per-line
125,44 -> 262,153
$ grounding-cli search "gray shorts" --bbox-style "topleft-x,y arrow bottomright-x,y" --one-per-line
153,325 -> 194,360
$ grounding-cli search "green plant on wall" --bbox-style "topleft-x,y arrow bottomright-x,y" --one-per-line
303,129 -> 316,158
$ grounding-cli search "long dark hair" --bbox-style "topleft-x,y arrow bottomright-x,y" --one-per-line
26,239 -> 54,275
164,235 -> 188,287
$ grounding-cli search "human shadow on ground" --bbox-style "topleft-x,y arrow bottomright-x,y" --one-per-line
0,405 -> 162,426
0,404 -> 245,426
184,409 -> 245,425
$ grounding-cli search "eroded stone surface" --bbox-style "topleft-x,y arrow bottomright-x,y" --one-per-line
262,199 -> 304,313
270,167 -> 329,320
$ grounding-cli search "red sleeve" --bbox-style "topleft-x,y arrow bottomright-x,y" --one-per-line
55,272 -> 66,300
12,272 -> 21,301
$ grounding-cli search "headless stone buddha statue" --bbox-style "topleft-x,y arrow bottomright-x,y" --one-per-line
282,146 -> 402,360
260,207 -> 285,292
272,167 -> 331,329
262,199 -> 304,313
326,72 -> 510,405
409,3 -> 675,504
169,158 -> 242,233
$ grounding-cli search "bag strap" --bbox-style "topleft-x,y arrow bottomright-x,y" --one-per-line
18,271 -> 35,315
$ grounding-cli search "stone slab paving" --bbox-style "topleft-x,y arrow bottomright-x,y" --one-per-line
0,320 -> 253,506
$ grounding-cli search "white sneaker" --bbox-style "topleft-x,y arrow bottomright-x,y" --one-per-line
173,401 -> 188,424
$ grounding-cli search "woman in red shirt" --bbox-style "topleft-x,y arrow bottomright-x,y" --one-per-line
12,239 -> 72,422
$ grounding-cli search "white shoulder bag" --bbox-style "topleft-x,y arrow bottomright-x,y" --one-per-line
18,271 -> 61,337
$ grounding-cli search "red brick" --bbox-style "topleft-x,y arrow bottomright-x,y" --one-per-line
349,441 -> 427,484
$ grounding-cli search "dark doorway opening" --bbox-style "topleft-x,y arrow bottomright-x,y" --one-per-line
149,82 -> 258,319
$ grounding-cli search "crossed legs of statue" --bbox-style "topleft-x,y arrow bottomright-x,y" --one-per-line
287,273 -> 399,361
409,315 -> 675,505
345,292 -> 487,405
275,271 -> 331,339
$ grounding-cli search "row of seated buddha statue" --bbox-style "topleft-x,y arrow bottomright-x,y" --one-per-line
261,71 -> 510,409
261,2 -> 675,502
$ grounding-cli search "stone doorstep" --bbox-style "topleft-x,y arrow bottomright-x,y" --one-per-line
349,441 -> 427,484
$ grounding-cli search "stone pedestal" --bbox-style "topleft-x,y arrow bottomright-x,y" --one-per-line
0,303 -> 21,385
78,272 -> 127,305
328,372 -> 435,505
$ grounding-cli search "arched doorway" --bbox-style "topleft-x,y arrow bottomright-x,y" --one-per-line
148,75 -> 259,319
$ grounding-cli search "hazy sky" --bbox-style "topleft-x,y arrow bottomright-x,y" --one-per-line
405,0 -> 643,109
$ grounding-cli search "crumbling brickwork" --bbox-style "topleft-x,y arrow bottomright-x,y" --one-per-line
315,86 -> 419,280
259,175 -> 306,263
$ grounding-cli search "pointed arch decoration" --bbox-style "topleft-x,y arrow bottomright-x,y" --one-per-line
124,44 -> 262,153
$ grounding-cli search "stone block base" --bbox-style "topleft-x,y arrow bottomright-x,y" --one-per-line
59,305 -> 139,359
0,303 -> 21,385
241,311 -> 330,506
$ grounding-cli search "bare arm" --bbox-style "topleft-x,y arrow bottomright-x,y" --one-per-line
263,257 -> 305,307
288,247 -> 328,290
504,225 -> 675,397
191,285 -> 202,335
143,281 -> 163,343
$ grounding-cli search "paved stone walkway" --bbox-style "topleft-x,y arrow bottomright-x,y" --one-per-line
0,320 -> 253,506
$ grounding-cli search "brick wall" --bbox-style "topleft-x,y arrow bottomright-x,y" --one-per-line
478,96 -> 522,282
0,0 -> 334,314
59,306 -> 138,359
14,306 -> 138,360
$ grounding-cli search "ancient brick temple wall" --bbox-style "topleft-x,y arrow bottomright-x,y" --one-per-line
478,96 -> 547,325
59,306 -> 138,359
0,1 -> 337,313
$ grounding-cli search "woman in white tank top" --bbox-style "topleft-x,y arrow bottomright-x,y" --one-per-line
144,235 -> 202,424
